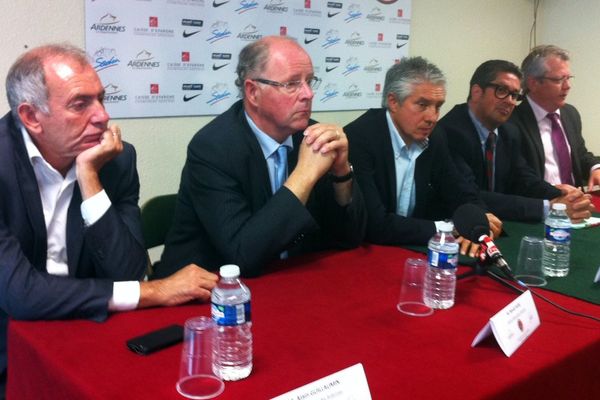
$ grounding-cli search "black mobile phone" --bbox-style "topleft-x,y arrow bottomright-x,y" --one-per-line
126,324 -> 184,355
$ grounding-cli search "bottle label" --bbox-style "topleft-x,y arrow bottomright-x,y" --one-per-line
428,249 -> 458,269
211,301 -> 251,326
545,226 -> 571,243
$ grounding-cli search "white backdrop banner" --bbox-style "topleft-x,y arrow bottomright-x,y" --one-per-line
85,0 -> 411,118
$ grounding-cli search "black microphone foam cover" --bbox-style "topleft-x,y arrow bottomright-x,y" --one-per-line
452,204 -> 489,242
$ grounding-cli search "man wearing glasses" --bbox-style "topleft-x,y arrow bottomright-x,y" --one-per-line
437,59 -> 591,222
510,45 -> 600,191
345,57 -> 501,257
155,36 -> 366,278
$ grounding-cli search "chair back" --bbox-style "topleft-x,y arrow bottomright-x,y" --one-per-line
141,194 -> 178,249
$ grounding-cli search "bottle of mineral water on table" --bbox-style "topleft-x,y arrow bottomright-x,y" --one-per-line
542,203 -> 571,277
424,221 -> 459,309
211,264 -> 253,381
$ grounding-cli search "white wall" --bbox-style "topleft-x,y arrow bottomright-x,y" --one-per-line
3,0 -> 595,208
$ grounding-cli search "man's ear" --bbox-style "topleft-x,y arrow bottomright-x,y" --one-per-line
244,79 -> 259,107
470,84 -> 483,101
17,103 -> 43,135
387,93 -> 398,112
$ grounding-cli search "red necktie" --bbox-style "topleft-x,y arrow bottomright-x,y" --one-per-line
485,131 -> 496,191
547,113 -> 574,185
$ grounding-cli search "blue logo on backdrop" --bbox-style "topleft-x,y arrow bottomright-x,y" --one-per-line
344,4 -> 362,23
343,58 -> 360,76
320,83 -> 339,102
93,48 -> 120,71
207,83 -> 231,105
322,30 -> 341,48
206,21 -> 232,43
235,0 -> 258,13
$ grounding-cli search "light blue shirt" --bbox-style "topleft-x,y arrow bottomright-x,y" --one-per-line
386,111 -> 427,217
245,112 -> 294,194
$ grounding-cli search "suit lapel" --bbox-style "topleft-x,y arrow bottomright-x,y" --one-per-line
378,111 -> 398,211
520,100 -> 546,171
66,185 -> 84,276
11,125 -> 47,269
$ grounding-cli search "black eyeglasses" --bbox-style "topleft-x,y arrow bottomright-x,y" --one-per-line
539,75 -> 574,85
252,77 -> 321,93
484,83 -> 522,101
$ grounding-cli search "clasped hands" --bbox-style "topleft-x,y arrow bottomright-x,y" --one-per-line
553,184 -> 595,223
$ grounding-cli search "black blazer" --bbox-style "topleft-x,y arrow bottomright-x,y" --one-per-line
158,100 -> 366,278
438,104 -> 561,222
345,108 -> 484,246
510,98 -> 600,187
0,112 -> 146,381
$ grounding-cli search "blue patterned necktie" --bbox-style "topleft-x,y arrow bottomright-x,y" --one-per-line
274,145 -> 288,192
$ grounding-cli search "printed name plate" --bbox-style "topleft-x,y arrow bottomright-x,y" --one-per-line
271,363 -> 371,400
471,290 -> 540,357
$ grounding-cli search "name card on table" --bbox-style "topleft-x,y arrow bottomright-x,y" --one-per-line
271,363 -> 372,400
471,290 -> 540,357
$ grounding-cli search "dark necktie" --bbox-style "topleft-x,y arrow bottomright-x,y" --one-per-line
547,113 -> 573,185
485,131 -> 496,192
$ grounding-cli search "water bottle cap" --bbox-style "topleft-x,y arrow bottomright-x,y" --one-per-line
438,221 -> 454,232
552,203 -> 567,211
219,264 -> 240,278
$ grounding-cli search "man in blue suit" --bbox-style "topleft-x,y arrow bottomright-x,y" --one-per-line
0,44 -> 218,397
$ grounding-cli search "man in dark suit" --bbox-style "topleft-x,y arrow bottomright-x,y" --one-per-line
510,45 -> 600,190
437,60 -> 592,222
345,57 -> 501,255
157,36 -> 366,278
0,44 -> 218,397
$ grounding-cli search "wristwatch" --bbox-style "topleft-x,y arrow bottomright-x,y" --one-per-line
330,163 -> 354,183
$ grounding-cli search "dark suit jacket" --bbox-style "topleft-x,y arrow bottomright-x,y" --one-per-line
157,100 -> 366,279
0,112 -> 146,382
438,104 -> 561,222
510,98 -> 600,187
345,108 -> 485,246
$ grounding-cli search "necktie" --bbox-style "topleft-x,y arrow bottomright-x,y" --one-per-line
485,131 -> 496,192
547,113 -> 574,185
274,145 -> 288,192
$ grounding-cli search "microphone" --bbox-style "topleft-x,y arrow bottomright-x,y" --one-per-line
452,204 -> 514,279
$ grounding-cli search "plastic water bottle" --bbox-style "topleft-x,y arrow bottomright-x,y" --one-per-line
424,221 -> 459,309
211,264 -> 253,381
542,203 -> 571,277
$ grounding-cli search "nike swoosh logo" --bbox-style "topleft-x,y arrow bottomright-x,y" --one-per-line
304,37 -> 318,45
325,66 -> 338,72
213,0 -> 229,7
396,43 -> 407,49
183,94 -> 201,102
212,63 -> 229,71
183,30 -> 201,38
328,11 -> 340,17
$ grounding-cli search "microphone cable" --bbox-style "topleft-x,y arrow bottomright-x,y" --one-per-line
486,269 -> 600,324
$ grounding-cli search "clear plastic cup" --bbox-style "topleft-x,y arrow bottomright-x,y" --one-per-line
176,317 -> 225,399
397,258 -> 434,317
515,236 -> 547,287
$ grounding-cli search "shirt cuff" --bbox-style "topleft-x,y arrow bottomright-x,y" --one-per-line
80,189 -> 111,226
108,281 -> 140,311
591,164 -> 600,172
543,200 -> 550,220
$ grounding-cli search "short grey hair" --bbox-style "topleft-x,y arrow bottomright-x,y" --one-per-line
6,43 -> 90,121
382,56 -> 446,108
521,44 -> 570,93
235,36 -> 301,98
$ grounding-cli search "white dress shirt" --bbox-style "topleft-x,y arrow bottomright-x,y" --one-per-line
21,126 -> 139,311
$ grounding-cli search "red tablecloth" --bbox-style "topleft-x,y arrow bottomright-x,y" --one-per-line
7,245 -> 600,399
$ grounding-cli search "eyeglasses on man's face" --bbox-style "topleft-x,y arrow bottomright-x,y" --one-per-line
539,75 -> 574,85
252,76 -> 321,94
484,83 -> 522,101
